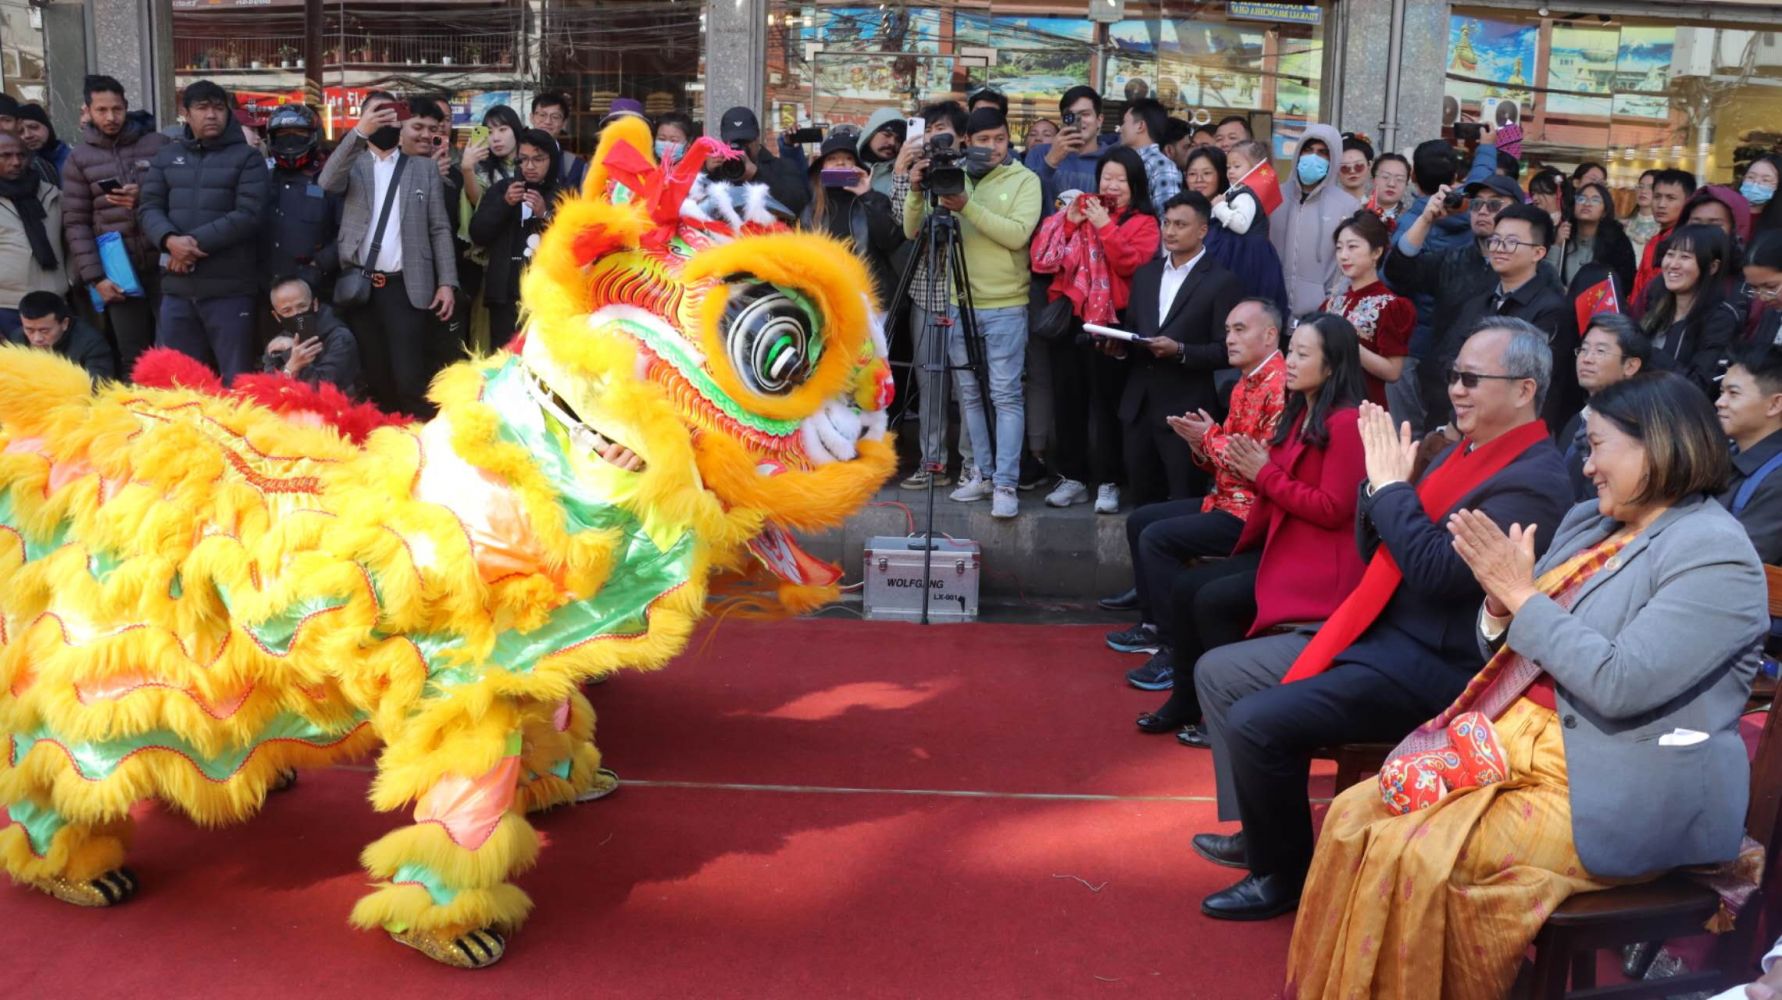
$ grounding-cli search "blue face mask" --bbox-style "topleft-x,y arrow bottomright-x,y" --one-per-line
1296,153 -> 1330,186
1740,179 -> 1775,207
654,139 -> 685,163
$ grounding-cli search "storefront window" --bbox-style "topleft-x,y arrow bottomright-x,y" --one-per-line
0,0 -> 48,104
764,1 -> 1327,151
1446,8 -> 1782,185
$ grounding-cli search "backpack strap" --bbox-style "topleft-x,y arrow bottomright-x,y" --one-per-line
1733,449 -> 1782,517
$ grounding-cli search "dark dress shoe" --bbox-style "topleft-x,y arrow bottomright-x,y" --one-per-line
1135,711 -> 1189,734
1191,831 -> 1248,870
1098,587 -> 1139,611
1201,873 -> 1302,921
1176,724 -> 1212,749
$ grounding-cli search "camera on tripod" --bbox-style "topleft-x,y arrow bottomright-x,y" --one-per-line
919,133 -> 967,199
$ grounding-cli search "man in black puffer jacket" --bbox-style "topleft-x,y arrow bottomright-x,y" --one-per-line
138,79 -> 268,382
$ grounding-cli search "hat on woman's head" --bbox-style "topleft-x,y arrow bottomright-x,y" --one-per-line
812,129 -> 862,170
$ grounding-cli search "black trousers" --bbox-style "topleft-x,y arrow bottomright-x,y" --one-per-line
487,300 -> 520,352
351,275 -> 439,418
1224,660 -> 1453,880
1153,550 -> 1260,723
1126,504 -> 1243,628
1048,329 -> 1126,486
1123,408 -> 1207,507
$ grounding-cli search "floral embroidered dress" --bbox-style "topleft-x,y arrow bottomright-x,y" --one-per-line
1322,279 -> 1415,406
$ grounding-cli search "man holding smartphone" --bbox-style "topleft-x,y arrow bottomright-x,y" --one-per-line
1024,85 -> 1118,219
61,74 -> 168,377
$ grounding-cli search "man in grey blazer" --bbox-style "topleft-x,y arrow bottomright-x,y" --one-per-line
318,93 -> 457,417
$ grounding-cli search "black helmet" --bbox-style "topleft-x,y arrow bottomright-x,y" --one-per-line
267,104 -> 320,170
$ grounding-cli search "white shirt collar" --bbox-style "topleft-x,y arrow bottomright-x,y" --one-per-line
1164,247 -> 1205,275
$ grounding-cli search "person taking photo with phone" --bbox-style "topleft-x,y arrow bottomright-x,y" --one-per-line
800,129 -> 902,304
260,275 -> 359,393
469,128 -> 562,350
1024,86 -> 1119,220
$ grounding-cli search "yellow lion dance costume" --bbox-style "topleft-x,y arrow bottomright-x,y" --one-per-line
0,118 -> 894,967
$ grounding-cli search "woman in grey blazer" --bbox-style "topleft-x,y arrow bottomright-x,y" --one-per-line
1286,370 -> 1768,1000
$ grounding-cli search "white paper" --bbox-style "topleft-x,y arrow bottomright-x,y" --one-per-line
1084,323 -> 1141,342
1657,729 -> 1710,747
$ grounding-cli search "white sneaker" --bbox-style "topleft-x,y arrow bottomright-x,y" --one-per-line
991,486 -> 1019,519
1045,477 -> 1089,507
949,472 -> 992,502
1094,483 -> 1121,514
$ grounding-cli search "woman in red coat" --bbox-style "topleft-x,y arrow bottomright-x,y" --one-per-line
1138,313 -> 1370,742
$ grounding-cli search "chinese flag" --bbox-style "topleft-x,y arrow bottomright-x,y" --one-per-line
1574,276 -> 1620,334
1242,160 -> 1285,215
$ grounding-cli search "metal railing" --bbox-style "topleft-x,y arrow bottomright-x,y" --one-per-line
175,33 -> 516,71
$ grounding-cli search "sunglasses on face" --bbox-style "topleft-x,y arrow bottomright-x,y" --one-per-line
1471,199 -> 1512,214
1339,163 -> 1368,173
1446,368 -> 1527,389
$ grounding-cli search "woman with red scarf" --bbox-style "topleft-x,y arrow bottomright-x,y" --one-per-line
1031,145 -> 1160,514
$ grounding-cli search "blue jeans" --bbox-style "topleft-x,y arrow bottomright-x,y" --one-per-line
947,304 -> 1026,489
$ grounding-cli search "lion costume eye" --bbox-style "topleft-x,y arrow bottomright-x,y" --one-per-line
722,281 -> 821,395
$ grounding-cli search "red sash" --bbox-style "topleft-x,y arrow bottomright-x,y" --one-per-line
1280,420 -> 1550,684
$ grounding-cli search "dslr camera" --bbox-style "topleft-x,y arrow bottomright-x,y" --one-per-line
919,133 -> 967,199
708,141 -> 751,183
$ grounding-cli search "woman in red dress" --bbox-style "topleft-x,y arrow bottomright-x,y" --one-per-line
1320,211 -> 1414,407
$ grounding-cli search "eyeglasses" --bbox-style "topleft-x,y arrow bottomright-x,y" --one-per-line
1574,344 -> 1622,360
1575,195 -> 1605,207
1445,368 -> 1529,389
1339,162 -> 1368,173
1741,281 -> 1782,302
1486,235 -> 1530,253
517,154 -> 552,167
1471,199 -> 1512,214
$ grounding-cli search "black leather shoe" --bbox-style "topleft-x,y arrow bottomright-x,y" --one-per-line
1191,831 -> 1248,870
1135,711 -> 1189,733
1200,873 -> 1302,921
1098,587 -> 1139,611
1176,724 -> 1211,749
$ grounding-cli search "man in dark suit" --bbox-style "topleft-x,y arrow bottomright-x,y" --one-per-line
1187,317 -> 1574,920
317,93 -> 458,418
1120,191 -> 1243,505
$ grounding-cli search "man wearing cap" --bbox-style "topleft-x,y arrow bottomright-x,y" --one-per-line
711,107 -> 808,218
904,106 -> 1042,520
137,79 -> 269,382
15,104 -> 70,183
1024,85 -> 1119,219
855,108 -> 906,198
0,94 -> 19,137
1388,179 -> 1568,428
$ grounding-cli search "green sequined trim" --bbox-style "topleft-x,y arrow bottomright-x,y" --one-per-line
10,711 -> 366,783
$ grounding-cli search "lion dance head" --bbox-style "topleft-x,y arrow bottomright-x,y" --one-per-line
513,115 -> 895,613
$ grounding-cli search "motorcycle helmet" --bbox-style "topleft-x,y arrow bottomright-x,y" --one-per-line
267,104 -> 320,171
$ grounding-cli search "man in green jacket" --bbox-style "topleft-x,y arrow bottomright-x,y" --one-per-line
904,107 -> 1041,519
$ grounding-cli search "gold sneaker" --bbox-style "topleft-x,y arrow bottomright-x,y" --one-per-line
573,766 -> 620,803
391,926 -> 506,969
30,868 -> 137,907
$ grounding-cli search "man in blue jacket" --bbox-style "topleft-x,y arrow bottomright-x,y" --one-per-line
1023,85 -> 1119,219
137,79 -> 269,382
1187,318 -> 1573,921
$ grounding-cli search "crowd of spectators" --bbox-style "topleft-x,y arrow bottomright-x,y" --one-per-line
8,66 -> 1782,993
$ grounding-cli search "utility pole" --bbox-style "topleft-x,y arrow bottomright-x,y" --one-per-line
304,0 -> 325,109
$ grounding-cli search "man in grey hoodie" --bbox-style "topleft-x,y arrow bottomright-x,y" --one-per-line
856,109 -> 906,198
1269,122 -> 1361,317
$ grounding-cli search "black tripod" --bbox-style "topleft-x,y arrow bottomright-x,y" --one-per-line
886,188 -> 995,624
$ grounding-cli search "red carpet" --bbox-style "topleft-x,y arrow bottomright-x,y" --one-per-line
2,620 -> 1306,998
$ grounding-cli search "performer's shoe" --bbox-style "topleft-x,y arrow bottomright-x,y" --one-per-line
1191,831 -> 1249,870
391,926 -> 506,969
29,867 -> 138,907
573,766 -> 621,803
1200,873 -> 1301,921
269,768 -> 299,793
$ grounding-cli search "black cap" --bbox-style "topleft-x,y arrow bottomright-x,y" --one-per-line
719,107 -> 760,144
14,103 -> 50,128
1465,174 -> 1526,203
964,106 -> 1007,137
0,94 -> 18,117
813,130 -> 861,168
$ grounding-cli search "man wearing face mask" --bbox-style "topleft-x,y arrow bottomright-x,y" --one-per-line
261,104 -> 341,304
137,79 -> 269,383
904,107 -> 1042,519
1270,123 -> 1362,317
317,93 -> 459,418
261,275 -> 358,393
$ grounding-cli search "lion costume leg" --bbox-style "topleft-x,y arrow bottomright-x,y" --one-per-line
0,790 -> 138,907
350,695 -> 541,969
517,690 -> 616,812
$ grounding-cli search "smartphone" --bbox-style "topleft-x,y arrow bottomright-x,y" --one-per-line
789,125 -> 825,144
468,124 -> 491,148
906,116 -> 925,142
96,178 -> 124,194
820,167 -> 858,189
1454,121 -> 1483,142
1078,193 -> 1104,211
1061,110 -> 1078,128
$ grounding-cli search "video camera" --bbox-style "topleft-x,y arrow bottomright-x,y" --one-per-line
919,133 -> 967,199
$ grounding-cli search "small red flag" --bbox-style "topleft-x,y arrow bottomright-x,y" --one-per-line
1574,276 -> 1620,335
1238,159 -> 1284,216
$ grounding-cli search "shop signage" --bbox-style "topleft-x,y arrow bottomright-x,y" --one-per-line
1228,2 -> 1323,27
